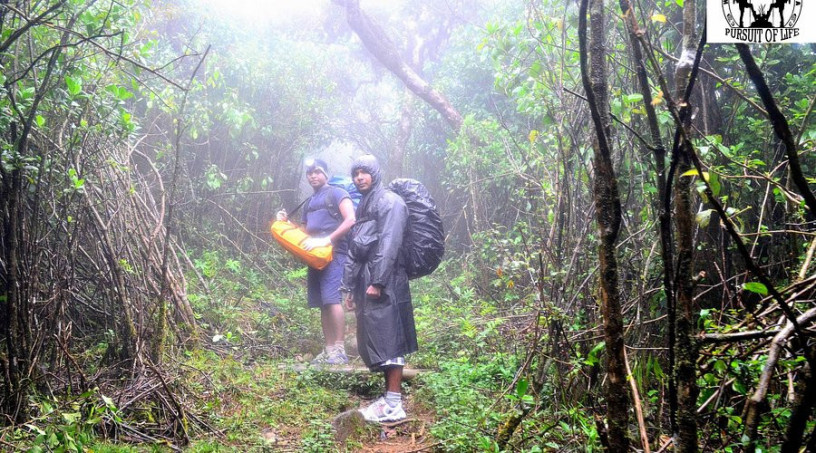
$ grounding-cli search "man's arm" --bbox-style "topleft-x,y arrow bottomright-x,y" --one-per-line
328,197 -> 355,244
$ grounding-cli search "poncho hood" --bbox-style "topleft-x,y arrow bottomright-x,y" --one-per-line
351,154 -> 382,190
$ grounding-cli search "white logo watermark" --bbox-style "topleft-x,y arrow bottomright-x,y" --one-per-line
707,0 -> 814,43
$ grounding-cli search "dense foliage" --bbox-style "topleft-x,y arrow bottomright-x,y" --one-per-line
1,0 -> 815,451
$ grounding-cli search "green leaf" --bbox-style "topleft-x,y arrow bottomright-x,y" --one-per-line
529,60 -> 542,78
62,411 -> 81,424
584,341 -> 606,366
743,282 -> 768,296
25,423 -> 46,435
65,76 -> 82,96
101,394 -> 115,408
695,209 -> 714,228
106,84 -> 134,101
714,359 -> 727,373
625,93 -> 644,103
516,378 -> 529,398
225,259 -> 241,273
708,172 -> 721,197
79,389 -> 95,399
35,115 -> 45,128
19,86 -> 35,100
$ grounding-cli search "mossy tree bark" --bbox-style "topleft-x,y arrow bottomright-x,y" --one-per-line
579,0 -> 630,450
671,1 -> 700,450
618,0 -> 676,435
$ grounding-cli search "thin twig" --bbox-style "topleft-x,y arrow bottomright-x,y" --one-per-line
624,348 -> 651,453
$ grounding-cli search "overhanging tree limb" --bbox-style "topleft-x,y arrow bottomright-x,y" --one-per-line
333,0 -> 463,131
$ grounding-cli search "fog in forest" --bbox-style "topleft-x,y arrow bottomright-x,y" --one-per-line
1,0 -> 815,451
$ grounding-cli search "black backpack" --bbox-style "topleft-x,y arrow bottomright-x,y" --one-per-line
387,178 -> 445,279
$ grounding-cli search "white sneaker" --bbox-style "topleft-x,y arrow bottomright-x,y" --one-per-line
358,396 -> 406,423
325,349 -> 349,365
310,349 -> 329,365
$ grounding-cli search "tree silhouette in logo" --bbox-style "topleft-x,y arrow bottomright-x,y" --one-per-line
750,4 -> 774,27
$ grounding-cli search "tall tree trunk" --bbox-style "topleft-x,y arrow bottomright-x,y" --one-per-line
579,0 -> 630,449
1,123 -> 29,422
618,0 -> 675,434
672,2 -> 700,451
781,345 -> 816,452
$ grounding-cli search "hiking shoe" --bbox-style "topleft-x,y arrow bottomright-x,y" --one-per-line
359,397 -> 406,423
325,349 -> 349,365
310,349 -> 329,365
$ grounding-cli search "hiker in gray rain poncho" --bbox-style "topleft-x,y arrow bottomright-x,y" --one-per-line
341,154 -> 417,423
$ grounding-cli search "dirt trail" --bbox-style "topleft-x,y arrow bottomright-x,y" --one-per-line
357,409 -> 437,452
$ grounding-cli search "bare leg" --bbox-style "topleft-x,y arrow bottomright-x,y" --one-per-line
320,304 -> 345,348
384,366 -> 403,393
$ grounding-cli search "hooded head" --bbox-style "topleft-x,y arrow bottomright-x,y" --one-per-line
304,158 -> 329,178
350,154 -> 382,192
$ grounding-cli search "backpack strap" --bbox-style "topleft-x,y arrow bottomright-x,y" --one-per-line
293,186 -> 344,223
323,186 -> 344,221
288,195 -> 311,218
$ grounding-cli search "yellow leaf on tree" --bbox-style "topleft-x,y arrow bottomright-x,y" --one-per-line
651,14 -> 667,23
529,130 -> 539,144
651,90 -> 664,106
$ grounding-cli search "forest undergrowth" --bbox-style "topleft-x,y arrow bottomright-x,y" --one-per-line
0,245 -> 628,452
6,240 -> 810,452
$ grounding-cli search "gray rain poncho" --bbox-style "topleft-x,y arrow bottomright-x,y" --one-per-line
342,155 -> 418,369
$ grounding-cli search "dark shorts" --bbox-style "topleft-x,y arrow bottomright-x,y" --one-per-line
307,253 -> 347,308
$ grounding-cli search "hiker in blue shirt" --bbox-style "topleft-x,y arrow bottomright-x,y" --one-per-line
341,154 -> 417,423
276,158 -> 355,365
